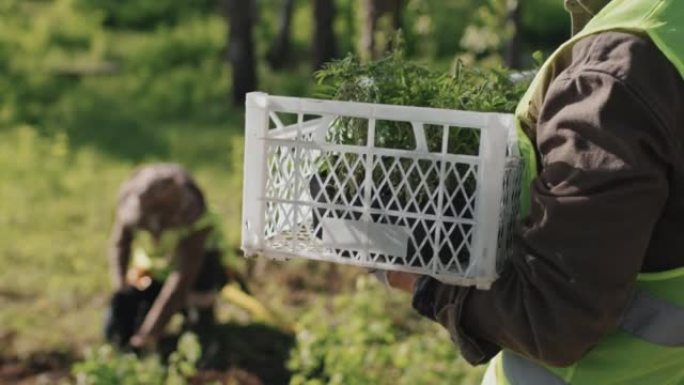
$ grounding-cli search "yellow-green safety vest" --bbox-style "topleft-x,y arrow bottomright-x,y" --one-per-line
489,0 -> 684,384
132,209 -> 226,281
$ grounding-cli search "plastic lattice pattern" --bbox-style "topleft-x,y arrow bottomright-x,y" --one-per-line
241,92 -> 522,289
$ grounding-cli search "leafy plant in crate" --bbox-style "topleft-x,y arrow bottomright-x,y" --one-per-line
309,46 -> 529,272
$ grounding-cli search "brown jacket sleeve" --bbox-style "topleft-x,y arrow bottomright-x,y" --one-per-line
413,32 -> 683,367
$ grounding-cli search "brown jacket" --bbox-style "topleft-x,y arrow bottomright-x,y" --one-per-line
412,1 -> 684,366
109,163 -> 209,339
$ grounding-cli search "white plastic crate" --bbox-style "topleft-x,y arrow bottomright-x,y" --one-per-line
241,92 -> 522,289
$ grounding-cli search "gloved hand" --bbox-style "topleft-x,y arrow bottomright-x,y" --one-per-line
130,332 -> 157,350
126,267 -> 153,290
387,271 -> 420,293
368,269 -> 420,293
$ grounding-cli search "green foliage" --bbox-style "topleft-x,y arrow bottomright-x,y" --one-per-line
0,125 -> 125,353
459,0 -> 568,65
0,0 -> 106,126
522,0 -> 570,50
76,0 -> 219,30
110,15 -> 231,121
0,0 -> 231,130
460,0 -> 512,61
166,333 -> 203,385
312,47 -> 528,207
314,46 -> 528,148
404,0 -> 477,58
73,346 -> 166,385
288,276 -> 483,385
72,333 -> 202,385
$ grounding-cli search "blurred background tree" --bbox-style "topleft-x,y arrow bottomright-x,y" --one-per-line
360,0 -> 403,60
0,0 -> 569,383
225,0 -> 258,105
266,0 -> 296,69
312,0 -> 338,70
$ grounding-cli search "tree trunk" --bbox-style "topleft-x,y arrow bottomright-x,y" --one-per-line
386,0 -> 403,52
392,0 -> 402,31
267,0 -> 295,69
361,0 -> 378,61
361,0 -> 403,60
226,0 -> 257,106
504,0 -> 522,69
312,0 -> 337,70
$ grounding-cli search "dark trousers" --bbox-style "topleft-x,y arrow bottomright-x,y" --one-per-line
104,250 -> 228,350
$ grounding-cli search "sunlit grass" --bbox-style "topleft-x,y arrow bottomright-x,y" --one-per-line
0,119 -> 246,355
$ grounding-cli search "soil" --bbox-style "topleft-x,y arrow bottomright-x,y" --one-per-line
0,259 -> 355,385
0,351 -> 73,385
0,322 -> 294,385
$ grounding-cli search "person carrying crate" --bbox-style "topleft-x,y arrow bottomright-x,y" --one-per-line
389,0 -> 684,384
105,163 -> 231,352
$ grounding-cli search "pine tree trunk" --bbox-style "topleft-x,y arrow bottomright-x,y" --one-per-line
386,0 -> 403,52
226,0 -> 257,105
267,0 -> 295,69
312,0 -> 337,70
504,0 -> 522,69
361,0 -> 403,60
361,0 -> 378,60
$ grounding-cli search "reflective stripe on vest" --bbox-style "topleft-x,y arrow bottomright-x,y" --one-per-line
620,290 -> 684,347
502,351 -> 567,385
498,288 -> 684,385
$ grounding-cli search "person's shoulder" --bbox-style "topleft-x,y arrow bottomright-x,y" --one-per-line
565,31 -> 683,127
566,31 -> 677,86
117,163 -> 195,198
115,163 -> 204,227
125,163 -> 192,186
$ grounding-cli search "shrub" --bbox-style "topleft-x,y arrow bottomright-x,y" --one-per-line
0,0 -> 106,127
288,276 -> 483,385
72,333 -> 201,385
313,46 -> 528,150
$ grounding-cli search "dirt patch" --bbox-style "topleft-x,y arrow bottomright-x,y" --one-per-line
0,320 -> 294,385
155,322 -> 295,385
0,351 -> 74,384
190,368 -> 264,385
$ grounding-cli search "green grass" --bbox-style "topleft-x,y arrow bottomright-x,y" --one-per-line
0,117 -> 247,355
